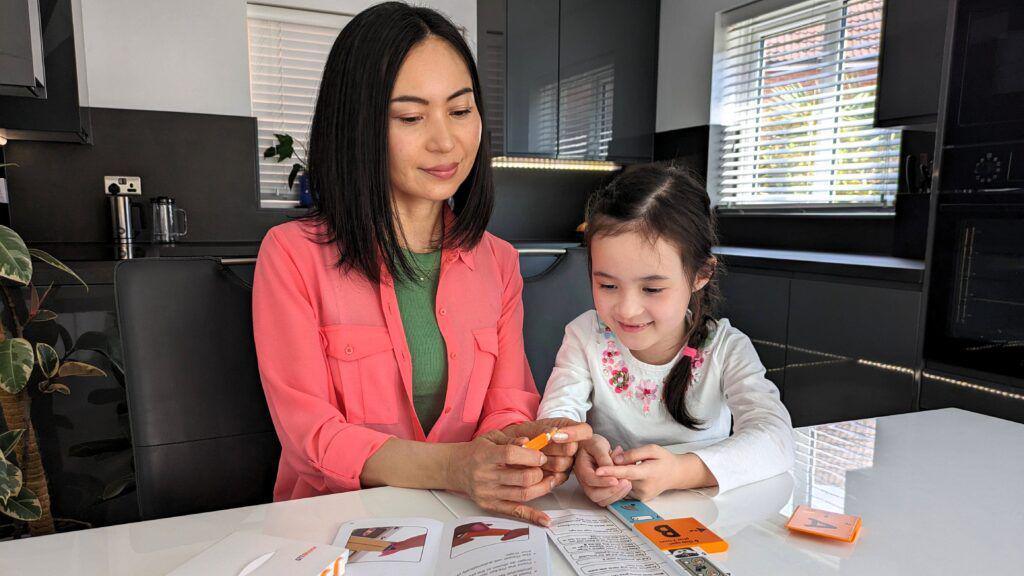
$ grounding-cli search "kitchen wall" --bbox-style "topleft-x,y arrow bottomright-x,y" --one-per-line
655,0 -> 746,133
78,0 -> 477,117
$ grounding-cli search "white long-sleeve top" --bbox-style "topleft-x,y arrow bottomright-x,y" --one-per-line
538,310 -> 794,494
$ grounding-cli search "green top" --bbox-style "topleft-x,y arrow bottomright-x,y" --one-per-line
394,249 -> 448,435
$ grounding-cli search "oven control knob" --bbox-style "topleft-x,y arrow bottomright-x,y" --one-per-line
974,152 -> 1003,184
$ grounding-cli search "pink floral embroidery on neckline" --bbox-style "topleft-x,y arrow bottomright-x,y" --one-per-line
597,321 -> 710,415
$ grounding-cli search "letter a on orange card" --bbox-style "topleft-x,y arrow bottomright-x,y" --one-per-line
786,505 -> 862,542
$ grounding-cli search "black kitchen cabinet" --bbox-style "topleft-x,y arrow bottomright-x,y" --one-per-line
874,0 -> 949,127
558,0 -> 658,161
717,262 -> 923,427
0,0 -> 46,97
505,0 -> 559,157
718,269 -> 789,394
0,0 -> 90,142
784,279 -> 920,426
478,0 -> 659,161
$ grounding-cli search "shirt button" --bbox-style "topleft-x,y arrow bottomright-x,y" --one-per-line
439,308 -> 447,316
449,351 -> 457,359
345,346 -> 354,355
444,407 -> 452,414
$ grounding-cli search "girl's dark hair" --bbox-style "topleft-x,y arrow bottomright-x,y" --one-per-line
585,164 -> 722,430
304,2 -> 493,283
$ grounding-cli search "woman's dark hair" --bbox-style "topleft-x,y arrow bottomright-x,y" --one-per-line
584,164 -> 722,430
304,2 -> 493,283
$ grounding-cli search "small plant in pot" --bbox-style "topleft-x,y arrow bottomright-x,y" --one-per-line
263,134 -> 311,207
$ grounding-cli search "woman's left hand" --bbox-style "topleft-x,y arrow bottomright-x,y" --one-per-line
501,418 -> 592,486
594,444 -> 688,501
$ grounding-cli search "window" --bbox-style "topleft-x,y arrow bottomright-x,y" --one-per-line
709,0 -> 901,210
246,4 -> 351,208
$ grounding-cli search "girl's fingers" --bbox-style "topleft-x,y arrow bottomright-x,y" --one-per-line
591,480 -> 633,507
618,445 -> 662,465
595,464 -> 649,481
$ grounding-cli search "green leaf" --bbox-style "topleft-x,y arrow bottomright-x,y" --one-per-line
288,163 -> 303,189
0,226 -> 32,285
273,134 -> 294,161
263,145 -> 277,158
39,380 -> 70,395
29,249 -> 87,291
36,342 -> 59,378
0,459 -> 23,506
0,338 -> 34,394
0,429 -> 24,459
30,309 -> 57,323
58,361 -> 106,378
0,486 -> 42,521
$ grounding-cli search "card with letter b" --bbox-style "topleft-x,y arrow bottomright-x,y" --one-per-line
785,505 -> 862,542
634,517 -> 729,554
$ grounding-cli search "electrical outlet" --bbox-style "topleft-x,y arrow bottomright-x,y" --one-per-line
104,175 -> 142,196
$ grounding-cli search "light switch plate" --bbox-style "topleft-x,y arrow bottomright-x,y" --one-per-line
104,175 -> 142,196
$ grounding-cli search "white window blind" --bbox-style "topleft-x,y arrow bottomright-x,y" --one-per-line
710,0 -> 901,210
246,4 -> 351,208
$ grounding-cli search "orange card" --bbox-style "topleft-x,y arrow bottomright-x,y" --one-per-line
786,505 -> 862,542
524,430 -> 554,451
635,518 -> 728,554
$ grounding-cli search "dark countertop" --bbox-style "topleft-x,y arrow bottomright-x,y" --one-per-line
28,241 -> 926,287
713,246 -> 925,285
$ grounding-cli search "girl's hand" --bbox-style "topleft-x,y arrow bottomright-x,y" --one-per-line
574,435 -> 633,506
502,418 -> 593,487
448,431 -> 557,526
595,444 -> 689,501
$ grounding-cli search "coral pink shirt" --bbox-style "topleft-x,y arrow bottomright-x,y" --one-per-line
252,218 -> 539,501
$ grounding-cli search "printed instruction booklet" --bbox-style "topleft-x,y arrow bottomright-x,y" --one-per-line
334,516 -> 550,576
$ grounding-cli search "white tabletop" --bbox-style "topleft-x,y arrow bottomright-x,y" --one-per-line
2,408 -> 1023,575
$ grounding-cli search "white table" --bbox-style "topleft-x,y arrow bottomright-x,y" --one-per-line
2,408 -> 1023,575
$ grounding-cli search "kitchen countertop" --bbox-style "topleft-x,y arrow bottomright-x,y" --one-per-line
27,241 -> 926,286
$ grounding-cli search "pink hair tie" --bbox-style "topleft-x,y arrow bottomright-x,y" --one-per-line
681,346 -> 698,360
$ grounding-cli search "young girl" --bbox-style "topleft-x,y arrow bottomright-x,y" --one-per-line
537,165 -> 794,505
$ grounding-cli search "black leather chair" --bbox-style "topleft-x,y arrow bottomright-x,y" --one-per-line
521,247 -> 593,392
115,257 -> 280,520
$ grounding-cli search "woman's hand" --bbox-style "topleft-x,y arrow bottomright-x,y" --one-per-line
574,435 -> 632,506
501,418 -> 592,487
595,445 -> 716,501
446,430 -> 558,526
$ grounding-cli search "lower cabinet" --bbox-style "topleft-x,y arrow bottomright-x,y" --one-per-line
719,268 -> 922,427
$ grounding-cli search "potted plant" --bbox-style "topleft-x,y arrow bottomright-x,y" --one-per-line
263,134 -> 311,207
0,225 -> 106,536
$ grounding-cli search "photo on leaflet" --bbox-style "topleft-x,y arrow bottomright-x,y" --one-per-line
344,525 -> 429,563
449,521 -> 530,559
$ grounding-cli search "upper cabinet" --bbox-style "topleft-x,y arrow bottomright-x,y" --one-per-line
0,0 -> 47,98
874,0 -> 950,127
478,0 -> 660,162
0,0 -> 91,143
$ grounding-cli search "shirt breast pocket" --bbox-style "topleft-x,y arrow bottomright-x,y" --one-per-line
462,327 -> 499,423
321,324 -> 399,425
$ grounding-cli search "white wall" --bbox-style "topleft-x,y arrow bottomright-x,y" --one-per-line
79,0 -> 476,117
656,0 -> 747,133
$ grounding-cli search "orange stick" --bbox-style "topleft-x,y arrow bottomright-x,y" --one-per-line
524,429 -> 556,451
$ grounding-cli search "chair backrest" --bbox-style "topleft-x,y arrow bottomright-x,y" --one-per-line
521,247 -> 593,392
114,257 -> 279,520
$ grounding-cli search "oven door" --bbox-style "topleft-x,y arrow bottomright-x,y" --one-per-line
924,192 -> 1024,386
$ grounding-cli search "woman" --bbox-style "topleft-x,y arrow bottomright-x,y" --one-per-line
252,2 -> 588,526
